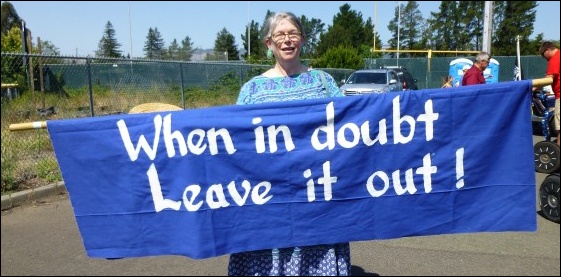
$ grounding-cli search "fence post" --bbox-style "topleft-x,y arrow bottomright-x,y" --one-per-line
86,57 -> 95,117
179,63 -> 185,109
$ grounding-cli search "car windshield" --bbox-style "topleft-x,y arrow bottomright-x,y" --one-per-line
347,73 -> 387,84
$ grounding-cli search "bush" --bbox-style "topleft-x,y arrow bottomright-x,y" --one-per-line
311,45 -> 364,70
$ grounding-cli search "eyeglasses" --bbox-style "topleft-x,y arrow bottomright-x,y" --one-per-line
480,60 -> 489,63
271,31 -> 302,42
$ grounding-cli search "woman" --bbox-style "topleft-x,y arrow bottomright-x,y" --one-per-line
228,11 -> 351,276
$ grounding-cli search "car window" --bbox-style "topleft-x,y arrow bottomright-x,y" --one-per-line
349,72 -> 386,84
390,71 -> 398,81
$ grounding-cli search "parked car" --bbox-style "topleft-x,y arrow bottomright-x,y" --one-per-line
340,69 -> 402,96
382,66 -> 419,90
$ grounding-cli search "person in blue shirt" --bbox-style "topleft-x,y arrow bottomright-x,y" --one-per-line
228,11 -> 351,276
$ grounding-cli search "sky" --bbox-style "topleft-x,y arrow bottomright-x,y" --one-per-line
6,1 -> 561,58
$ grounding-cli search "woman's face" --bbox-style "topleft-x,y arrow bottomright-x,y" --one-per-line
267,19 -> 304,62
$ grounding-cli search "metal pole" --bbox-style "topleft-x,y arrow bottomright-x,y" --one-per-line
397,1 -> 400,66
516,35 -> 522,80
128,1 -> 133,58
247,1 -> 250,60
86,57 -> 95,117
128,1 -> 134,74
373,2 -> 377,53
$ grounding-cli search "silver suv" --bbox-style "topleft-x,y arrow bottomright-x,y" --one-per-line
340,69 -> 402,96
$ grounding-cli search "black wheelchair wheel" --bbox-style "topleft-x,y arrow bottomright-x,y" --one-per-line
534,141 -> 560,174
539,174 -> 560,223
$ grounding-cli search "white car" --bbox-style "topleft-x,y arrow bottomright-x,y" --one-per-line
340,69 -> 403,96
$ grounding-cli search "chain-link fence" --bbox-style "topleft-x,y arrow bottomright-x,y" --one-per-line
365,55 -> 548,89
0,52 -> 547,194
0,53 -> 355,194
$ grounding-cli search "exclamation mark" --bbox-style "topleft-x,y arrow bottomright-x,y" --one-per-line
456,148 -> 465,189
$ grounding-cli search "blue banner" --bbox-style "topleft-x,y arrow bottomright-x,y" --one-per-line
47,80 -> 537,259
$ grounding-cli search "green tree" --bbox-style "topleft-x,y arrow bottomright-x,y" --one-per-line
179,36 -> 195,61
463,1 -> 485,50
34,40 -> 60,56
316,4 -> 368,56
213,28 -> 239,61
1,26 -> 24,84
492,1 -> 537,55
144,27 -> 165,60
241,20 -> 261,60
400,1 -> 424,57
361,17 -> 379,58
168,38 -> 180,60
426,1 -> 453,51
528,33 -> 545,55
311,45 -> 363,69
426,1 -> 471,53
1,25 -> 21,52
95,21 -> 122,58
1,1 -> 21,35
388,1 -> 425,57
300,15 -> 325,58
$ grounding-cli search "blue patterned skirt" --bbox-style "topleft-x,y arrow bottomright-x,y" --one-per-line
228,243 -> 351,276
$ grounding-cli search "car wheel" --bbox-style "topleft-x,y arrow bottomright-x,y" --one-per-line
534,141 -> 560,174
539,174 -> 560,223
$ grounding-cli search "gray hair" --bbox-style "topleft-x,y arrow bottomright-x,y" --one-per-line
262,11 -> 305,42
475,52 -> 490,63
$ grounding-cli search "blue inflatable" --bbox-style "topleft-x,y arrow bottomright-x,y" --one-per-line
483,58 -> 500,84
449,58 -> 500,86
449,58 -> 472,87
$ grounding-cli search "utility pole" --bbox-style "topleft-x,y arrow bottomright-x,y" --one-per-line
482,1 -> 494,53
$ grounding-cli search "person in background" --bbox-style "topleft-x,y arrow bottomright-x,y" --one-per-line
455,65 -> 470,87
539,41 -> 560,146
462,52 -> 491,86
442,75 -> 453,88
228,11 -> 351,276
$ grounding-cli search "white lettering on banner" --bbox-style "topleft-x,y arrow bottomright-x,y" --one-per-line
303,161 -> 338,202
147,162 -> 273,212
117,115 -> 162,162
147,149 -> 464,212
118,98 -> 439,161
311,97 -> 439,150
252,117 -> 295,153
117,114 -> 236,162
115,98 -> 460,212
366,153 -> 437,197
147,164 -> 181,212
393,97 -> 439,144
456,148 -> 465,189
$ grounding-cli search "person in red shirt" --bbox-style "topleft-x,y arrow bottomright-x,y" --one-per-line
462,52 -> 491,86
539,41 -> 560,146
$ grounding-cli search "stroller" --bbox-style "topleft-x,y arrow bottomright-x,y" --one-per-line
532,87 -> 560,223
